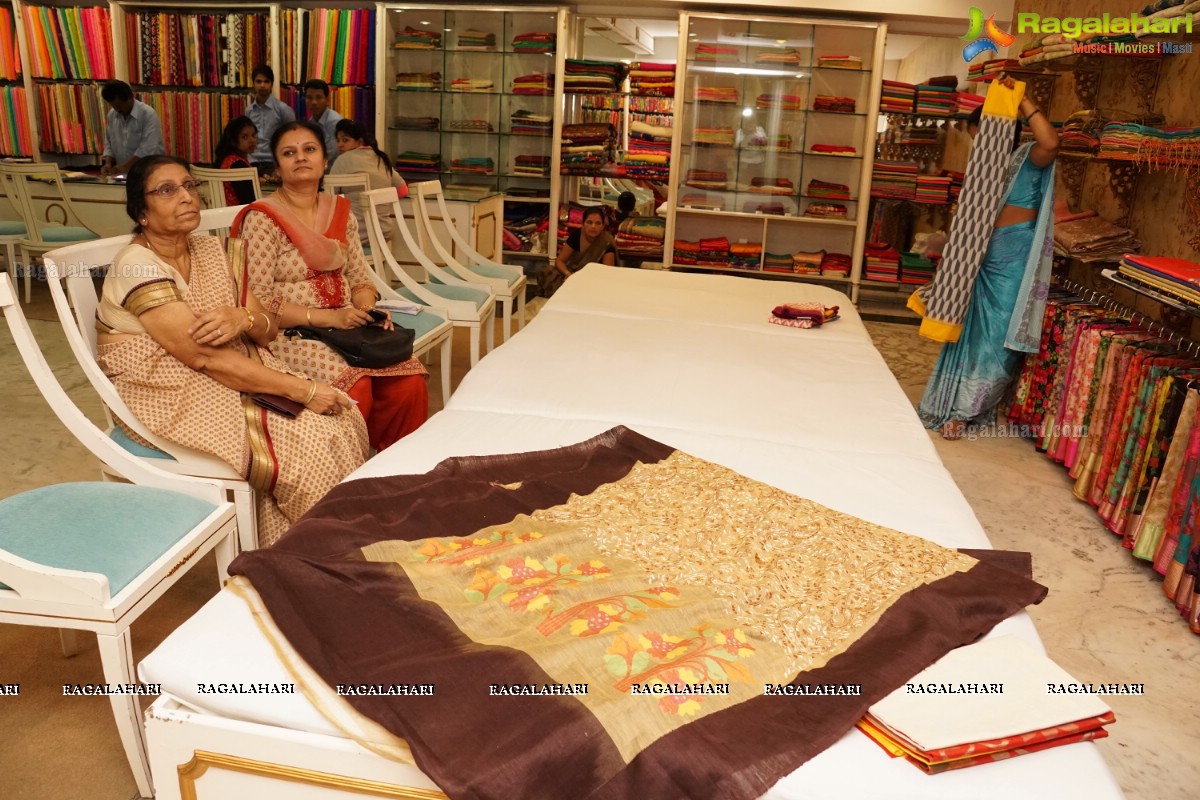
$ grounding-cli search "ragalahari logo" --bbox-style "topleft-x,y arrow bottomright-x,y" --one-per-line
962,7 -> 1016,62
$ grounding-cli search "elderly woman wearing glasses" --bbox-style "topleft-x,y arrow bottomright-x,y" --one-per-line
96,155 -> 368,545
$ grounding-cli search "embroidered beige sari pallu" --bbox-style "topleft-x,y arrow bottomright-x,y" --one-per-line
97,235 -> 368,546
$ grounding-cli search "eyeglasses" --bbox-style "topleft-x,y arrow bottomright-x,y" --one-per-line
144,180 -> 201,199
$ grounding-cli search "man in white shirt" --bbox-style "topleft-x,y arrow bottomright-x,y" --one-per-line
246,64 -> 296,169
99,81 -> 165,176
304,78 -> 343,167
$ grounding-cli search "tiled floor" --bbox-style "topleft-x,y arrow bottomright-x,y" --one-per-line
0,282 -> 1195,799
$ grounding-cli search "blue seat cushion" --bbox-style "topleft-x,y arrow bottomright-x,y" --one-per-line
109,426 -> 176,461
398,283 -> 489,311
0,220 -> 27,236
464,261 -> 522,290
0,483 -> 218,596
40,227 -> 99,243
389,308 -> 446,343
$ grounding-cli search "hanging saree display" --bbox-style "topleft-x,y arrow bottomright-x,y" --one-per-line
1009,288 -> 1200,634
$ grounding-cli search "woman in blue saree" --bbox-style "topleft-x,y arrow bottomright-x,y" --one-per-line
918,76 -> 1060,440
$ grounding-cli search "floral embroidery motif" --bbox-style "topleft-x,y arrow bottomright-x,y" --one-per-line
537,586 -> 680,638
464,555 -> 613,613
414,529 -> 543,567
605,626 -> 756,716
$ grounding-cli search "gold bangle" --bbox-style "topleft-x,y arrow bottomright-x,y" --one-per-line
243,307 -> 255,331
303,380 -> 317,405
305,307 -> 313,325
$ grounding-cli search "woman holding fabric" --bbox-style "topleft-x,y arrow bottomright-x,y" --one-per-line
544,206 -> 617,296
329,118 -> 408,249
235,121 -> 429,452
97,155 -> 367,545
910,75 -> 1059,440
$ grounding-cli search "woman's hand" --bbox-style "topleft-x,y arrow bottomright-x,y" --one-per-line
304,381 -> 356,416
318,306 -> 373,329
189,306 -> 250,346
996,72 -> 1017,90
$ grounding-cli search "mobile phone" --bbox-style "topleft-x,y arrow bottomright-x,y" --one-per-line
367,308 -> 389,324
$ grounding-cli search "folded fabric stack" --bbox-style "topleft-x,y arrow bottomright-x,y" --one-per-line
755,49 -> 803,65
512,155 -> 550,177
560,123 -> 616,175
392,116 -> 438,130
871,160 -> 919,200
897,127 -> 940,147
509,109 -> 552,135
749,176 -> 794,195
821,252 -> 852,277
859,636 -> 1115,774
806,178 -> 850,200
729,241 -> 763,270
1117,254 -> 1200,307
818,54 -> 862,69
695,43 -> 739,62
684,169 -> 727,191
394,151 -> 440,173
804,202 -> 847,219
512,32 -> 555,53
446,119 -> 493,132
880,80 -> 915,113
672,239 -> 700,265
394,26 -> 440,49
743,201 -> 787,215
1060,110 -> 1106,155
698,236 -> 730,266
763,251 -> 794,272
693,126 -> 735,147
967,58 -> 1021,82
810,143 -> 857,156
899,252 -> 936,285
563,59 -> 628,94
1017,31 -> 1136,66
456,29 -> 496,50
755,93 -> 803,110
449,156 -> 494,175
914,84 -> 955,117
511,73 -> 554,95
629,62 -> 675,96
743,131 -> 792,151
946,170 -> 964,202
1098,122 -> 1200,165
614,216 -> 666,259
626,120 -> 673,181
503,206 -> 548,253
956,92 -> 984,116
864,242 -> 901,281
769,303 -> 840,329
449,78 -> 494,92
394,72 -> 440,91
1054,215 -> 1141,262
813,95 -> 856,113
680,192 -> 717,207
696,86 -> 740,104
915,174 -> 951,204
792,249 -> 824,275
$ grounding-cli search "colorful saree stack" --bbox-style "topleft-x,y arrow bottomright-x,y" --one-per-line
1009,289 -> 1200,634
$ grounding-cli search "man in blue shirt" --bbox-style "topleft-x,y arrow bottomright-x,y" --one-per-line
246,65 -> 296,169
99,81 -> 166,176
304,78 -> 343,167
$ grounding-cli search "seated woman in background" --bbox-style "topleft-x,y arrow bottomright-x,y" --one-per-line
97,155 -> 366,545
213,116 -> 260,206
542,206 -> 618,297
329,118 -> 408,249
235,121 -> 429,453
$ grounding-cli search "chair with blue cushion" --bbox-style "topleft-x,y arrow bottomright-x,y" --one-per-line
411,179 -> 528,342
191,164 -> 262,210
0,169 -> 29,302
43,222 -> 259,554
0,162 -> 101,303
0,271 -> 239,798
361,187 -> 497,367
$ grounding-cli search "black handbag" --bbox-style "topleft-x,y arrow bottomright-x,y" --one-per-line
285,321 -> 415,369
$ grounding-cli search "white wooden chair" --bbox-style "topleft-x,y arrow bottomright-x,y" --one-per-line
411,179 -> 528,341
0,271 -> 239,799
42,224 -> 259,554
0,169 -> 28,301
361,187 -> 497,367
191,165 -> 262,209
366,268 -> 455,406
0,162 -> 102,303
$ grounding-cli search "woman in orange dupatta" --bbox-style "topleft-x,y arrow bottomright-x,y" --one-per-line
235,121 -> 429,452
96,155 -> 368,546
